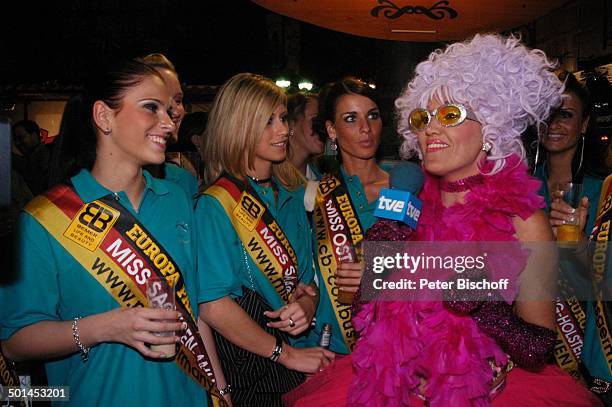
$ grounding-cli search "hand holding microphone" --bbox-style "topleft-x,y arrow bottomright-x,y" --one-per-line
341,162 -> 424,306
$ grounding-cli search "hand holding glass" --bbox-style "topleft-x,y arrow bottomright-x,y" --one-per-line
556,182 -> 583,242
146,276 -> 177,357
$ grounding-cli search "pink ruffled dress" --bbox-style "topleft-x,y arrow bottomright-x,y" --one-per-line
284,157 -> 602,406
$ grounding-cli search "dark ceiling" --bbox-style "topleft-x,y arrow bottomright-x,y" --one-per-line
1,0 -> 381,88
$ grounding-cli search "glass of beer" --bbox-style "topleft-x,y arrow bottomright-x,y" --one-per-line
146,276 -> 177,358
556,182 -> 583,242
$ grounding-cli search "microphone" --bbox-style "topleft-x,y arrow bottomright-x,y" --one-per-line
373,161 -> 424,229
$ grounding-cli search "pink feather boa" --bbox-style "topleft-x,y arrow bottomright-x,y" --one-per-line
348,156 -> 545,406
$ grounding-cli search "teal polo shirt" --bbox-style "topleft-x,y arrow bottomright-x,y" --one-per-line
0,169 -> 207,406
195,178 -> 314,343
309,162 -> 411,354
534,164 -> 604,234
536,165 -> 611,382
165,162 -> 200,199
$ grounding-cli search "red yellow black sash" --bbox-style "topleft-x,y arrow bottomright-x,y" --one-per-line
25,185 -> 225,406
0,344 -> 25,407
554,287 -> 587,382
204,174 -> 299,304
588,174 -> 612,383
313,173 -> 364,352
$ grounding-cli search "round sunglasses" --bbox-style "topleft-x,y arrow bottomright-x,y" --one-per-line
408,104 -> 480,131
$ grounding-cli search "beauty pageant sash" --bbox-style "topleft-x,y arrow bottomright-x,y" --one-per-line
313,172 -> 364,352
204,174 -> 299,304
585,173 -> 612,392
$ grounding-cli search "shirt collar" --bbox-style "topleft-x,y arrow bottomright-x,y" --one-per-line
249,178 -> 296,208
71,168 -> 168,202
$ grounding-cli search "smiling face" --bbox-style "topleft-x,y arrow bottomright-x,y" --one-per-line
416,99 -> 485,181
102,75 -> 176,166
542,91 -> 589,155
327,93 -> 382,161
292,97 -> 324,155
156,68 -> 184,143
252,104 -> 289,169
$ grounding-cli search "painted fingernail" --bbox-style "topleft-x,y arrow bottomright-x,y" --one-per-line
182,322 -> 188,330
570,208 -> 576,214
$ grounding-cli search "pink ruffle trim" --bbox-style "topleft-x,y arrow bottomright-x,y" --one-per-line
349,155 -> 544,406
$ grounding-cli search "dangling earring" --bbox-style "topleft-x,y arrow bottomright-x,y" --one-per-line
289,128 -> 295,137
481,140 -> 492,152
325,137 -> 338,156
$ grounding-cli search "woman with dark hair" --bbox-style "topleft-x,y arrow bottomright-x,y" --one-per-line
287,92 -> 324,180
536,71 -> 605,238
166,111 -> 208,180
303,77 -> 421,355
0,60 -> 220,405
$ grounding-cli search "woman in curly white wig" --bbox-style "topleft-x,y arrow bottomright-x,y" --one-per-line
396,34 -> 561,174
285,34 -> 602,407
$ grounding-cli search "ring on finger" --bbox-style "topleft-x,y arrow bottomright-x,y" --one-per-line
289,317 -> 296,328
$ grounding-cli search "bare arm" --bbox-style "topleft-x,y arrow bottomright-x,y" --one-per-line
513,209 -> 557,330
197,317 -> 231,405
2,307 -> 183,361
199,297 -> 334,374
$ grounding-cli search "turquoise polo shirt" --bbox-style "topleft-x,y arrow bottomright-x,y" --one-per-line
0,169 -> 207,406
534,164 -> 604,234
165,162 -> 200,199
536,165 -> 611,382
309,162 -> 415,354
195,178 -> 314,343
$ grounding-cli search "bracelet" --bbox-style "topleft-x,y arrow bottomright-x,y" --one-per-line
72,317 -> 90,362
219,384 -> 232,397
269,337 -> 283,362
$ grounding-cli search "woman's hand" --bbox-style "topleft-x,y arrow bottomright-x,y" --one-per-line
336,261 -> 364,293
264,282 -> 318,335
2,307 -> 185,362
264,296 -> 315,336
279,344 -> 336,374
549,192 -> 589,237
91,307 -> 184,358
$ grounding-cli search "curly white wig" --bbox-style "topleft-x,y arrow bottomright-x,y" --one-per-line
395,33 -> 563,174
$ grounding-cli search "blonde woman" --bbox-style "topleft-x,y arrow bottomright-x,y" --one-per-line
139,53 -> 199,197
196,73 -> 334,406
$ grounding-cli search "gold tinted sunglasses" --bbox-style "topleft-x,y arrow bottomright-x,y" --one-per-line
409,104 -> 480,131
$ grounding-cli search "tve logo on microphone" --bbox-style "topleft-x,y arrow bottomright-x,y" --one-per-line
374,188 -> 422,229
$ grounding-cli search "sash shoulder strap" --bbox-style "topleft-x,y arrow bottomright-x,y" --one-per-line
204,174 -> 300,304
26,185 -> 226,405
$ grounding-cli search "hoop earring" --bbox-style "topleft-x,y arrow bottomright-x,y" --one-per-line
575,134 -> 585,177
